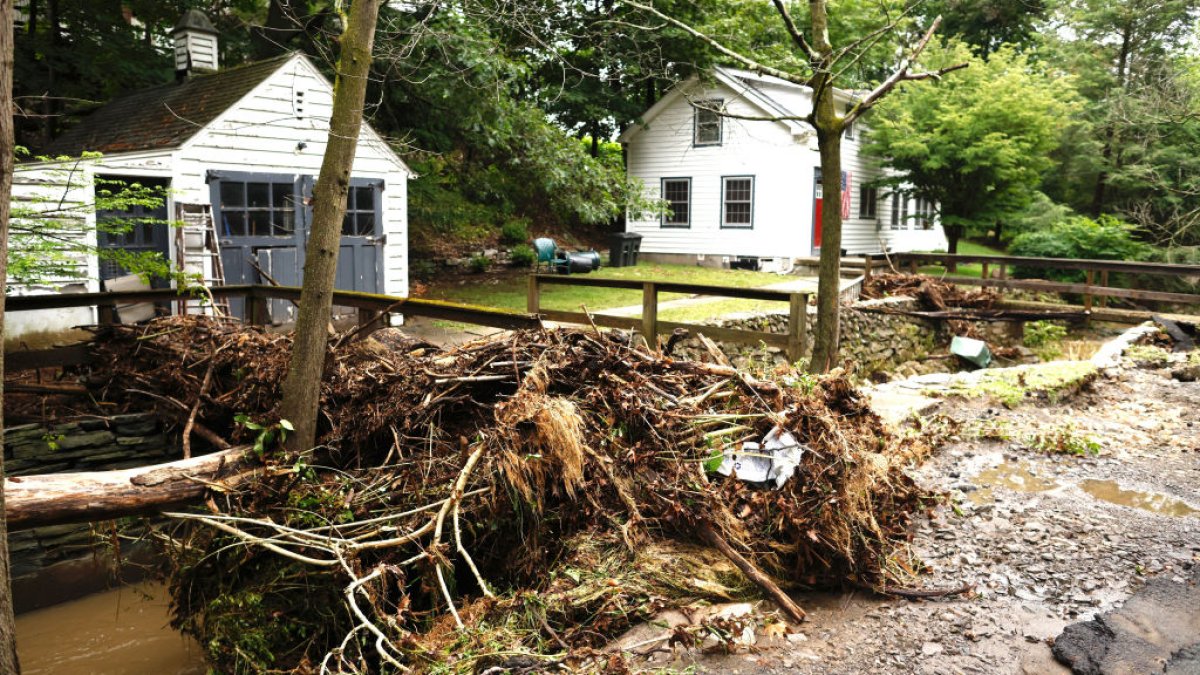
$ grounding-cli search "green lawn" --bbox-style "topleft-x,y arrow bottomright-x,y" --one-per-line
916,240 -> 1009,279
423,263 -> 790,314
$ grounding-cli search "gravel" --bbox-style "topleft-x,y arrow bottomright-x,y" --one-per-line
632,351 -> 1200,674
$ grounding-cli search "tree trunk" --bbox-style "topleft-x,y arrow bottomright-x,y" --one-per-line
279,0 -> 381,452
0,0 -> 25,667
809,125 -> 844,373
945,224 -> 962,273
1090,21 -> 1132,217
991,220 -> 1003,247
4,447 -> 252,531
806,0 -> 845,375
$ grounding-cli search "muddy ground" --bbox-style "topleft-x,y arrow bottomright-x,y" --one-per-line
619,352 -> 1199,674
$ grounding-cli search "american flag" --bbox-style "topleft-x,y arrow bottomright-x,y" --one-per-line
841,172 -> 853,220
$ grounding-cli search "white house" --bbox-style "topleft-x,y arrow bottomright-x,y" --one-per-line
8,10 -> 410,339
619,67 -> 946,268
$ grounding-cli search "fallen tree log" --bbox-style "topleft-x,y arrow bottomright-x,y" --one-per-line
4,446 -> 254,531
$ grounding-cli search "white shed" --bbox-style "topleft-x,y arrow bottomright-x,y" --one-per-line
619,67 -> 946,268
9,12 -> 410,340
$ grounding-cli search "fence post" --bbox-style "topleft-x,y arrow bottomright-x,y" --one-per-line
245,288 -> 268,326
788,293 -> 808,364
863,255 -> 873,282
642,282 -> 658,351
981,262 -> 990,282
357,307 -> 384,338
1099,270 -> 1109,308
527,274 -> 541,314
1084,269 -> 1095,313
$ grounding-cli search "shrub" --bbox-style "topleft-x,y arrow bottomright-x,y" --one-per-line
500,219 -> 531,245
409,259 -> 437,282
1009,215 -> 1152,282
509,244 -> 536,268
468,254 -> 492,274
1024,320 -> 1068,348
1023,320 -> 1069,361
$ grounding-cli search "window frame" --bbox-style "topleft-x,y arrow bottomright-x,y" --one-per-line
660,177 -> 692,229
342,177 -> 385,238
844,104 -> 855,140
692,99 -> 724,147
208,170 -> 303,240
890,193 -> 900,230
858,185 -> 877,219
720,175 -> 755,230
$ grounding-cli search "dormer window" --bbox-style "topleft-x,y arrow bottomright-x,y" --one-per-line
694,99 -> 723,146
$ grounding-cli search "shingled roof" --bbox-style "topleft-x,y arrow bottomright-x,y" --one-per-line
45,54 -> 293,158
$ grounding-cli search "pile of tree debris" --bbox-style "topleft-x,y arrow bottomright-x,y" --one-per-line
862,272 -> 999,312
26,317 -> 935,672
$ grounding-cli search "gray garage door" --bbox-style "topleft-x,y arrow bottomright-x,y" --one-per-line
208,171 -> 384,323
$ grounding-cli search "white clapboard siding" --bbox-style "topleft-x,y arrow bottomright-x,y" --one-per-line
624,69 -> 946,258
626,80 -> 815,259
8,164 -> 102,335
173,54 -> 409,297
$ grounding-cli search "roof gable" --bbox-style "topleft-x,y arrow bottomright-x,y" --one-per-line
44,54 -> 293,158
620,67 -> 864,144
618,68 -> 810,143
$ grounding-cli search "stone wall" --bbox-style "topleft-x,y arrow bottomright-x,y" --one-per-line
673,296 -> 1020,378
3,413 -> 178,611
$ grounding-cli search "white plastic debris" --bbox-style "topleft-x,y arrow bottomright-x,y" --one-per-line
716,426 -> 807,489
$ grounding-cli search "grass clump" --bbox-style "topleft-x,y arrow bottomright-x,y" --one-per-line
939,361 -> 1098,408
1025,422 -> 1101,456
1126,344 -> 1171,368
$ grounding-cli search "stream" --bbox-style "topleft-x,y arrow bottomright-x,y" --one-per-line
16,582 -> 206,674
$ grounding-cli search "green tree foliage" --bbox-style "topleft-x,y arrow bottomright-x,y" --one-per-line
11,149 -> 182,287
919,0 -> 1049,55
1009,215 -> 1151,280
1043,0 -> 1200,226
865,41 -> 1081,253
373,6 -> 648,251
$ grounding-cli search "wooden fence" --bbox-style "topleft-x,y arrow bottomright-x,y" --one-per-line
528,275 -> 810,362
869,252 -> 1200,312
6,279 -> 814,371
5,285 -> 541,373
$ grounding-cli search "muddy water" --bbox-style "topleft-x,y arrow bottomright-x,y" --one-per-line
1078,479 -> 1199,517
16,583 -> 206,674
968,462 -> 1060,504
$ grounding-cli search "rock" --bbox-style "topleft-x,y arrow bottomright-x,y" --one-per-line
922,641 -> 944,656
55,430 -> 116,450
1052,566 -> 1200,674
1171,365 -> 1200,382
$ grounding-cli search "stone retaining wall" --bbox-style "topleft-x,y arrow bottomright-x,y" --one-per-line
675,296 -> 1016,377
3,413 -> 177,611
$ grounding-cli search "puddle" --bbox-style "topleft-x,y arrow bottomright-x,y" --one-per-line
969,462 -> 1061,504
1078,480 -> 1199,517
17,582 -> 206,674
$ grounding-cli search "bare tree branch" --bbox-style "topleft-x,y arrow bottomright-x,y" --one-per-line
845,16 -> 967,126
770,0 -> 818,62
620,0 -> 810,87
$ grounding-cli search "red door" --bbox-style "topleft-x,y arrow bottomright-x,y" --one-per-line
812,169 -> 823,250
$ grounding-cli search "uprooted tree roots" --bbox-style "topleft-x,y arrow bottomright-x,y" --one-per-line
75,317 -> 934,673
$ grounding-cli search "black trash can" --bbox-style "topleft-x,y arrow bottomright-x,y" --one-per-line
609,232 -> 643,268
555,251 -> 602,275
